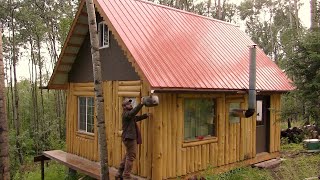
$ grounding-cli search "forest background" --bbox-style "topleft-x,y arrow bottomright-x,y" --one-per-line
0,0 -> 319,179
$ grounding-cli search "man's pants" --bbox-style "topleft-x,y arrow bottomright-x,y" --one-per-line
119,139 -> 137,178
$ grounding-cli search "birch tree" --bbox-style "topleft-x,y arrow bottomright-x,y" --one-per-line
311,0 -> 319,30
0,22 -> 10,180
85,0 -> 109,179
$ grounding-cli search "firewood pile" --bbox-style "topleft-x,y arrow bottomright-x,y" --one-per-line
281,125 -> 319,143
281,127 -> 304,143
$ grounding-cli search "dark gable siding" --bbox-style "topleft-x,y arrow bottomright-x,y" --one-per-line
68,14 -> 140,83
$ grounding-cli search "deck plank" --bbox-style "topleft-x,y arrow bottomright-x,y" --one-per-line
44,150 -> 100,179
43,150 -> 147,180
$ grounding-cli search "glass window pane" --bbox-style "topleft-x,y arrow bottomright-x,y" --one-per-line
79,97 -> 86,131
257,100 -> 263,126
88,97 -> 94,106
104,24 -> 109,46
229,102 -> 241,123
79,97 -> 86,106
86,97 -> 95,133
184,99 -> 195,140
78,97 -> 95,133
184,98 -> 216,140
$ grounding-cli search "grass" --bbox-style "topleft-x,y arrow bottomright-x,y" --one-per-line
13,161 -> 95,180
13,162 -> 68,180
272,152 -> 320,180
15,143 -> 319,180
281,142 -> 304,152
203,167 -> 273,180
201,143 -> 319,180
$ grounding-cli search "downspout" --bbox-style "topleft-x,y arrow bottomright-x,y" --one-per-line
231,45 -> 257,118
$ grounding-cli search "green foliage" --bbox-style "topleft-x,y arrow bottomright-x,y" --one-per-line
14,162 -> 68,180
6,80 -> 66,178
283,28 -> 320,126
203,167 -> 273,180
238,0 -> 306,64
280,93 -> 304,121
281,142 -> 304,152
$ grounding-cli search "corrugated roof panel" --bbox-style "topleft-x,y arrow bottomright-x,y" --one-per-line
125,0 -> 188,87
116,0 -> 180,87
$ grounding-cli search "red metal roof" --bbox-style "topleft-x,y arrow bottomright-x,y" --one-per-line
93,0 -> 293,91
49,0 -> 293,91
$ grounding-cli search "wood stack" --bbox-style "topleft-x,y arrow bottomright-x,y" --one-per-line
281,127 -> 304,143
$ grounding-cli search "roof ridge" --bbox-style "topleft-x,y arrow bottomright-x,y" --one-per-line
131,0 -> 239,27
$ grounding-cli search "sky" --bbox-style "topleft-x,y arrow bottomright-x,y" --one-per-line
14,0 -> 311,81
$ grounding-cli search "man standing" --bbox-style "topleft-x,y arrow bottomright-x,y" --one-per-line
116,98 -> 149,179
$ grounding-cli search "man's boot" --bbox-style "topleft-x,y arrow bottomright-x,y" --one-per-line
122,160 -> 133,180
115,167 -> 124,179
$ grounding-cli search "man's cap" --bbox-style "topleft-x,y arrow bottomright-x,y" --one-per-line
122,98 -> 132,107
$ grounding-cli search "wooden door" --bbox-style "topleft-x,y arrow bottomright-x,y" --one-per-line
256,96 -> 270,153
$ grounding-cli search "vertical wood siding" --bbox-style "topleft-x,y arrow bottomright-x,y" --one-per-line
269,94 -> 281,152
66,82 -> 282,179
151,93 -> 282,179
66,83 -> 98,161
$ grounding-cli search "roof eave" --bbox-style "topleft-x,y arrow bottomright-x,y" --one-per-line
47,0 -> 86,89
151,87 -> 294,94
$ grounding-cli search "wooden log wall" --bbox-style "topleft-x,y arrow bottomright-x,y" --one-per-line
103,80 -> 153,178
66,82 -> 282,180
151,93 -> 282,180
66,83 -> 98,161
269,94 -> 281,152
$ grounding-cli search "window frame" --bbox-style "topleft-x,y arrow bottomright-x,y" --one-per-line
77,96 -> 95,134
98,21 -> 109,49
182,97 -> 218,145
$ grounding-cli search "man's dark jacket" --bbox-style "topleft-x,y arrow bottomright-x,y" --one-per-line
122,104 -> 148,144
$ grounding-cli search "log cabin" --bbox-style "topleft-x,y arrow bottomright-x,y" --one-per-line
45,0 -> 294,179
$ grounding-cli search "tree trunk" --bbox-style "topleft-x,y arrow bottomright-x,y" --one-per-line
217,0 -> 221,20
85,0 -> 109,179
207,0 -> 211,17
0,22 -> 11,180
293,0 -> 299,29
311,0 -> 318,30
11,5 -> 23,165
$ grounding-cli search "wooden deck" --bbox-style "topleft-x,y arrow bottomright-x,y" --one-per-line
42,150 -> 146,180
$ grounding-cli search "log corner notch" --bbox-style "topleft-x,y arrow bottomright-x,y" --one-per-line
231,45 -> 257,118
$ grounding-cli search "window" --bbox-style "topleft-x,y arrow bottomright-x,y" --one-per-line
256,100 -> 263,126
229,102 -> 241,123
184,98 -> 216,141
98,22 -> 109,48
78,97 -> 95,133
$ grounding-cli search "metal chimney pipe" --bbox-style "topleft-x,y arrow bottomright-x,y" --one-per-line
230,45 -> 256,118
244,45 -> 257,117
